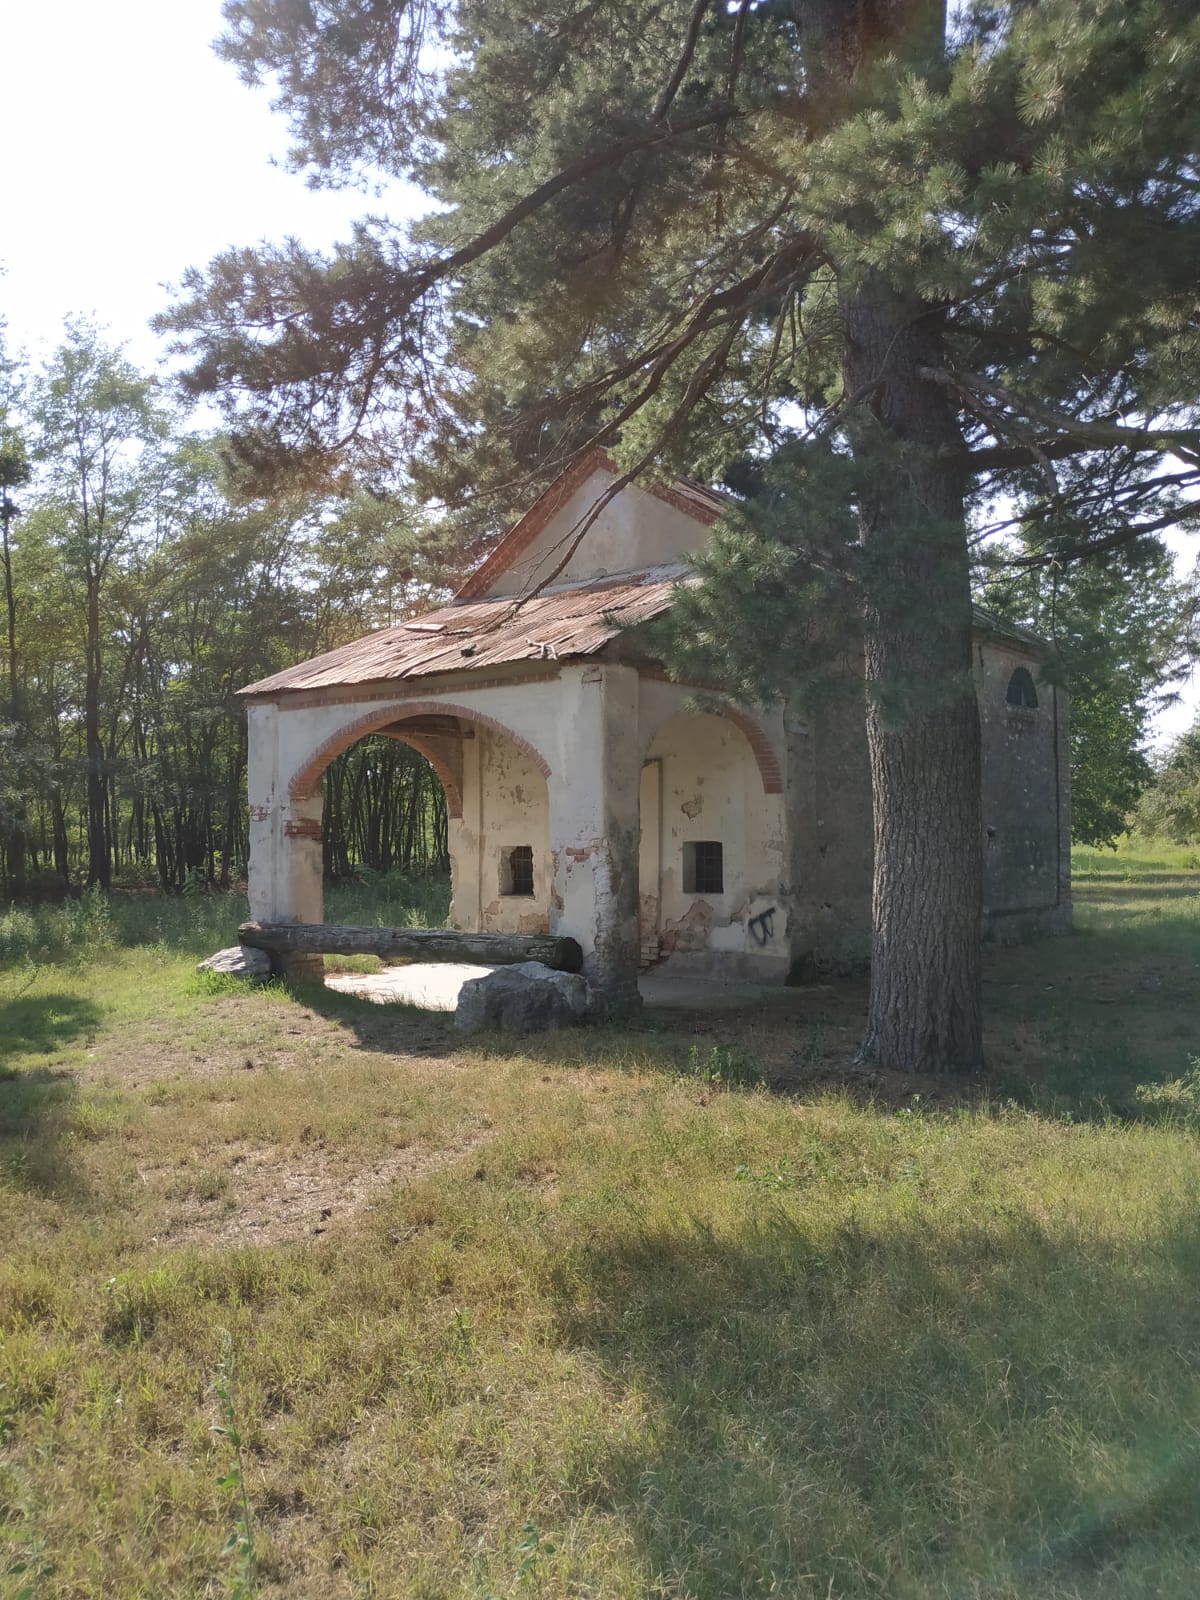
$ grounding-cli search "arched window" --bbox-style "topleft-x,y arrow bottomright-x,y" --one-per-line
1006,667 -> 1038,709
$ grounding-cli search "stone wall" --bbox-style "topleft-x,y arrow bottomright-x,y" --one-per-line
784,667 -> 876,976
977,637 -> 1072,940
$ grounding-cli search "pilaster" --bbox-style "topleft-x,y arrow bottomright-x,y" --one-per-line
246,702 -> 325,980
549,663 -> 642,1012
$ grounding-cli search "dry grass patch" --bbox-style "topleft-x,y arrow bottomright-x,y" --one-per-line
137,1130 -> 493,1248
3,852 -> 1200,1597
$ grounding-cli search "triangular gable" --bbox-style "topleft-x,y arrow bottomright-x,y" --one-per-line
456,449 -> 726,601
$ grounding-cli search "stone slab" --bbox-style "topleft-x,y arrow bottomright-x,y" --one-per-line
197,945 -> 273,981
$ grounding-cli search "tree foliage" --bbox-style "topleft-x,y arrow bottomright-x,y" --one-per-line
0,328 -> 458,899
1134,717 -> 1200,843
156,0 -> 1200,1071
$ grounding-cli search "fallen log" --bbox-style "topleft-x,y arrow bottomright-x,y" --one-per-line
237,921 -> 583,973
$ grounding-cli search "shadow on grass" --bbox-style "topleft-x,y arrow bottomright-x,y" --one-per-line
0,1064 -> 83,1197
547,1205 -> 1200,1597
1073,870 -> 1199,885
0,992 -> 101,1199
0,991 -> 103,1066
289,975 -> 775,1088
272,895 -> 1200,1130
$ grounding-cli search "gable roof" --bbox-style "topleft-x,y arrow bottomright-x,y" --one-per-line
455,448 -> 727,600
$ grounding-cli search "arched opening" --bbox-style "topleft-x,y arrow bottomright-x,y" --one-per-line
640,708 -> 785,971
320,733 -> 451,884
283,701 -> 553,938
1006,666 -> 1039,709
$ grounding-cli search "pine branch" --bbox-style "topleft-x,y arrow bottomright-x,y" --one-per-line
924,366 -> 1200,466
1006,502 -> 1200,570
406,102 -> 741,294
652,0 -> 712,121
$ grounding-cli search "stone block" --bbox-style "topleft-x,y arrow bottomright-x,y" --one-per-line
455,961 -> 592,1032
197,945 -> 273,981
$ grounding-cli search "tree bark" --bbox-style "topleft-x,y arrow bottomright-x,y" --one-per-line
84,578 -> 111,889
239,921 -> 584,972
843,278 -> 983,1073
2,499 -> 27,898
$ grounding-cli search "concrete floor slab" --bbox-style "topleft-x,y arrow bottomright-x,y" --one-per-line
325,962 -> 495,1010
325,962 -> 789,1013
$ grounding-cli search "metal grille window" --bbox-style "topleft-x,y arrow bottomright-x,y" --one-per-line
502,845 -> 535,896
683,841 -> 724,895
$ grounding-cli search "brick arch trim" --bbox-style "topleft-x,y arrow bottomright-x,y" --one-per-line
720,708 -> 784,796
643,697 -> 783,797
287,699 -> 552,804
375,730 -> 465,820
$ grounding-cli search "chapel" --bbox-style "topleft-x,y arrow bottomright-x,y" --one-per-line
239,450 -> 1071,1004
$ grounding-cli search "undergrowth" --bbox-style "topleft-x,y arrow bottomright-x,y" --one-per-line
0,871 -> 450,970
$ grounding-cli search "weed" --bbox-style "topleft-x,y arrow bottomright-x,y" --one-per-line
0,1451 -> 55,1600
1135,1057 -> 1200,1124
681,1042 -> 763,1088
735,1155 -> 805,1190
2,857 -> 1200,1596
484,1520 -> 559,1598
211,1331 -> 258,1600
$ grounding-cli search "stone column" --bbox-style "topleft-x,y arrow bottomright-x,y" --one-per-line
246,702 -> 325,980
549,663 -> 642,1013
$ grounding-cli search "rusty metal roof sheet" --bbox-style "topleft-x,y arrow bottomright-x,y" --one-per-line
239,569 -> 690,697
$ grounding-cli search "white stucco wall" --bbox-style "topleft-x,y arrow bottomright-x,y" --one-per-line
469,727 -> 552,935
487,469 -> 710,595
247,655 -> 797,989
641,704 -> 788,976
247,677 -> 561,931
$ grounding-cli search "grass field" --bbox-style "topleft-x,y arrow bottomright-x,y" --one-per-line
2,846 -> 1199,1598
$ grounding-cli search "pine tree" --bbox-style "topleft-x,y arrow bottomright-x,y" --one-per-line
161,0 -> 1200,1071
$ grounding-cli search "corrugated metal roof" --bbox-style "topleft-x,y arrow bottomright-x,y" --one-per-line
239,569 -> 689,697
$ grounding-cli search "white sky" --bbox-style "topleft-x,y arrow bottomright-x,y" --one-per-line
1,0 -> 1195,746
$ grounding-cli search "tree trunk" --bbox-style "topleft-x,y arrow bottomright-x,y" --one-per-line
843,278 -> 983,1074
239,921 -> 584,972
84,579 -> 110,889
2,503 -> 27,898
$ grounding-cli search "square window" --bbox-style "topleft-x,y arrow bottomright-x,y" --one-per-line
683,841 -> 724,895
501,845 -> 535,897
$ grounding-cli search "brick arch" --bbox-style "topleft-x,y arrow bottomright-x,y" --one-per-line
287,699 -> 552,804
719,709 -> 784,796
643,699 -> 783,796
375,729 -> 465,820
